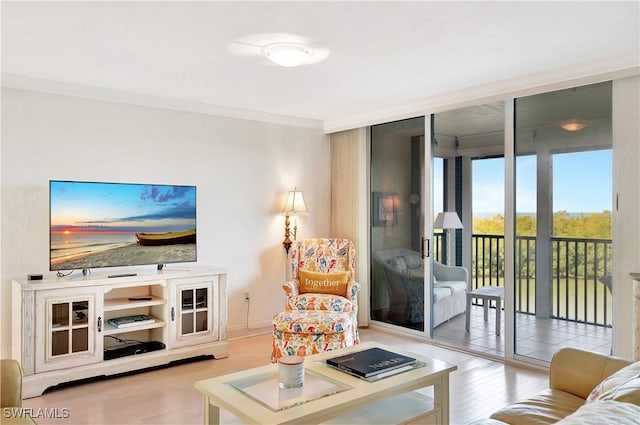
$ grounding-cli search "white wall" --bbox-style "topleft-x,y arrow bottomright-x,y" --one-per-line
612,75 -> 640,360
0,88 -> 331,357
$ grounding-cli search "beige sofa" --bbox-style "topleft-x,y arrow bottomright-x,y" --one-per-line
1,359 -> 36,425
473,347 -> 640,425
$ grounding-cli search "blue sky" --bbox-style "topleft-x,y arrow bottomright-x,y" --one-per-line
472,150 -> 612,214
50,181 -> 196,232
434,149 -> 612,216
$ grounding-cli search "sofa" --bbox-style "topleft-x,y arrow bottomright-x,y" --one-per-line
472,347 -> 640,425
1,359 -> 36,424
374,248 -> 468,327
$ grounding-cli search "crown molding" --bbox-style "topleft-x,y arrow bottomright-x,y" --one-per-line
323,55 -> 640,134
0,73 -> 324,130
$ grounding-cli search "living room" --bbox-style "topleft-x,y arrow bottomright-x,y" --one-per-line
1,2 -> 639,424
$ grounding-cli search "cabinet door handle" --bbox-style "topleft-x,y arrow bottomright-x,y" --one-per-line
171,307 -> 175,322
97,316 -> 102,332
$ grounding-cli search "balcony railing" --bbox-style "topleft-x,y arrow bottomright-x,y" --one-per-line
472,234 -> 612,327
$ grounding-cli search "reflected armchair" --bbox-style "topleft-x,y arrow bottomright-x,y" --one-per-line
272,238 -> 360,361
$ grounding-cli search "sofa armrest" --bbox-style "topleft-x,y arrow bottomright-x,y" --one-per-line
433,261 -> 469,284
1,359 -> 23,408
549,347 -> 631,400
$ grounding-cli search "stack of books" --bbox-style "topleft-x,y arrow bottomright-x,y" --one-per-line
326,347 -> 417,379
107,314 -> 155,329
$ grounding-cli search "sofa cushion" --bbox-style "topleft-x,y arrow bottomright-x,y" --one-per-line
490,389 -> 585,425
433,286 -> 452,303
558,400 -> 640,425
586,361 -> 640,405
435,280 -> 467,294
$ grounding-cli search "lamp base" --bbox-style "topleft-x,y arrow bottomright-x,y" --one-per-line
283,215 -> 292,253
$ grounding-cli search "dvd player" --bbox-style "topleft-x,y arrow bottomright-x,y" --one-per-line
104,341 -> 166,361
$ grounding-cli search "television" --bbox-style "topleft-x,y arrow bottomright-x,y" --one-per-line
50,180 -> 197,272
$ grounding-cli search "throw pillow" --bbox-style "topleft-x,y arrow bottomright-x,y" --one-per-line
403,253 -> 423,269
298,269 -> 350,297
388,256 -> 407,273
585,361 -> 640,404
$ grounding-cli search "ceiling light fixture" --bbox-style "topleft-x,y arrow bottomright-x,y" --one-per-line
560,119 -> 588,132
262,42 -> 314,67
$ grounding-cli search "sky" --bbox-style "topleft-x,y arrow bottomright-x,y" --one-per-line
50,181 -> 196,233
471,150 -> 612,215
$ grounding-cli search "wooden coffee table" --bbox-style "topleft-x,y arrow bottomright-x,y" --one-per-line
194,341 -> 457,424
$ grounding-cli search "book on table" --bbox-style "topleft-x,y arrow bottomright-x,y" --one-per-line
107,314 -> 155,329
326,347 -> 417,378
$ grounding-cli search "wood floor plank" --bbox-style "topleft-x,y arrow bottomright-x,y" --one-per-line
22,328 -> 548,424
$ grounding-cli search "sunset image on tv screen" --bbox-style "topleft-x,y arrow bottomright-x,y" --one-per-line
50,181 -> 197,271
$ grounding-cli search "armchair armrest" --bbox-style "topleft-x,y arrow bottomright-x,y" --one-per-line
346,280 -> 361,302
1,359 -> 23,408
549,347 -> 631,399
283,280 -> 300,297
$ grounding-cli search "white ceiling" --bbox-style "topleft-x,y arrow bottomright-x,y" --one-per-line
2,1 -> 639,132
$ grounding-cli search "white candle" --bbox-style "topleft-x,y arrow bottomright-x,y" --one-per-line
278,355 -> 304,388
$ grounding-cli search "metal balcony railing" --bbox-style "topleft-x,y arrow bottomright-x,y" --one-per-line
475,234 -> 612,327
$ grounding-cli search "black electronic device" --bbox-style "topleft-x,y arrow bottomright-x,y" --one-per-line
104,341 -> 166,361
28,274 -> 43,281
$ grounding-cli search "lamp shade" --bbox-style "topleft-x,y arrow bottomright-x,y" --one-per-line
282,189 -> 308,215
434,212 -> 463,229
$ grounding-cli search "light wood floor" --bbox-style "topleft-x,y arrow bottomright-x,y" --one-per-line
23,328 -> 548,425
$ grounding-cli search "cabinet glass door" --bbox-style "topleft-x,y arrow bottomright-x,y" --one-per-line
180,287 -> 209,335
51,301 -> 90,356
169,278 -> 218,348
36,288 -> 102,373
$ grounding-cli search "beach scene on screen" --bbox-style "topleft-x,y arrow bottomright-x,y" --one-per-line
50,181 -> 196,271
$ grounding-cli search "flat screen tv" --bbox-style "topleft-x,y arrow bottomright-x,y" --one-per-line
50,180 -> 197,272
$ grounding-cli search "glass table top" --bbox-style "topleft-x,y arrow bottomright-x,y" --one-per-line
225,369 -> 352,412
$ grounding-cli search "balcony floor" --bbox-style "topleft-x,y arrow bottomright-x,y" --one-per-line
434,304 -> 613,362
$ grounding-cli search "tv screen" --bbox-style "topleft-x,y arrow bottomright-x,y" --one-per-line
50,180 -> 197,272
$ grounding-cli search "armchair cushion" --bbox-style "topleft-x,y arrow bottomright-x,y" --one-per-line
287,293 -> 354,313
298,269 -> 350,297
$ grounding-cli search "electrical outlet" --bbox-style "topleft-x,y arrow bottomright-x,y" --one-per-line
244,291 -> 250,301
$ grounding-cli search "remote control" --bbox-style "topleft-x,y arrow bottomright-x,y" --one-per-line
128,297 -> 152,301
108,273 -> 137,278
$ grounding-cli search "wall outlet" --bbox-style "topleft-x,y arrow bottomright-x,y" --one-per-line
244,291 -> 250,301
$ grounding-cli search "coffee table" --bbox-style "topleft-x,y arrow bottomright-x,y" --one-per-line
194,341 -> 457,425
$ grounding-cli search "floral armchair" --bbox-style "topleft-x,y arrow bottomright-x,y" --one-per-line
272,238 -> 361,361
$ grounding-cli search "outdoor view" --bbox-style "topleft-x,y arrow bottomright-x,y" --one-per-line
472,150 -> 613,327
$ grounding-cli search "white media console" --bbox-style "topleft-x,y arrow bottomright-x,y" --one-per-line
12,267 -> 228,398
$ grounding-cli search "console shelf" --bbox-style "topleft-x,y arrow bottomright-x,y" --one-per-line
12,267 -> 228,398
103,295 -> 166,311
103,318 -> 166,335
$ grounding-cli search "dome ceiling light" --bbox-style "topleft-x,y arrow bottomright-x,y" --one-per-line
262,42 -> 314,67
560,119 -> 588,132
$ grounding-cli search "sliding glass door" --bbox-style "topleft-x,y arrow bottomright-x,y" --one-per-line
370,116 -> 429,333
514,82 -> 613,362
